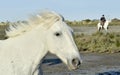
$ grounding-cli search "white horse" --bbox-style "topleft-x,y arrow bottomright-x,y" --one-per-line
0,11 -> 82,75
97,20 -> 111,31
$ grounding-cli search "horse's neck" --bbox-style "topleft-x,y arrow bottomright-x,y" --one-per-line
23,26 -> 48,62
5,26 -> 48,61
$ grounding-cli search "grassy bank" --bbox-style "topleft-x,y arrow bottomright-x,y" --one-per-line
75,32 -> 120,53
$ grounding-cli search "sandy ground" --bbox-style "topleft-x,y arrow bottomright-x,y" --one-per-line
42,53 -> 120,75
41,26 -> 120,75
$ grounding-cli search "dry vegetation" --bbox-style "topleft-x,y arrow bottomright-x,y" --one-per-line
75,32 -> 120,53
66,18 -> 120,26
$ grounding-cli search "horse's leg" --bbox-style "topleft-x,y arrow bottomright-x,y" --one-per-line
107,26 -> 109,29
98,27 -> 101,31
97,25 -> 100,31
104,27 -> 108,33
105,28 -> 108,32
102,26 -> 104,29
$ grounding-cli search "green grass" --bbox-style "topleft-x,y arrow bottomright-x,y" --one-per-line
74,32 -> 120,53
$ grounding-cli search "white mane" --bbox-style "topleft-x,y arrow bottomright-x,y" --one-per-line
5,11 -> 64,38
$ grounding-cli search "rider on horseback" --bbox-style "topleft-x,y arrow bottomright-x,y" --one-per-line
100,15 -> 106,27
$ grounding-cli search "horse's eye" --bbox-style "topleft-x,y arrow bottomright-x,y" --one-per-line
55,32 -> 61,36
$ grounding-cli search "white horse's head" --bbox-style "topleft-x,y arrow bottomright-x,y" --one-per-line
42,11 -> 82,70
5,11 -> 82,70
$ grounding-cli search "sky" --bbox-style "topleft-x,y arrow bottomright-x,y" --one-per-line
0,0 -> 120,22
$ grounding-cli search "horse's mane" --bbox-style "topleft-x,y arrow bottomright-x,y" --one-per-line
5,11 -> 64,38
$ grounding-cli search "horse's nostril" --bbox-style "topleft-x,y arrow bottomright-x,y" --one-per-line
72,58 -> 81,67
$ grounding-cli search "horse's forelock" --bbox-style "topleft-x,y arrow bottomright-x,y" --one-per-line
28,11 -> 63,28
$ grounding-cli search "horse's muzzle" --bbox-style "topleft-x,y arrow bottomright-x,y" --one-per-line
72,58 -> 81,69
68,58 -> 82,70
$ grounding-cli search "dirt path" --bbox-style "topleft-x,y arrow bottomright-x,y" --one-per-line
42,53 -> 120,75
72,26 -> 120,35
